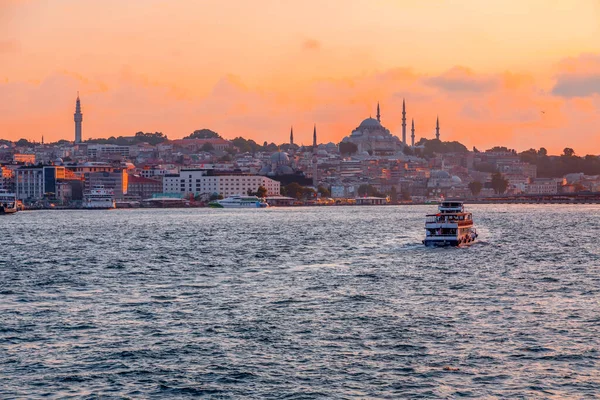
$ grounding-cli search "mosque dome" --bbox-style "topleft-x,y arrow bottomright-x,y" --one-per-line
270,151 -> 290,164
278,165 -> 295,175
54,157 -> 64,165
451,175 -> 462,184
431,170 -> 451,179
259,165 -> 272,175
317,149 -> 328,156
359,118 -> 382,128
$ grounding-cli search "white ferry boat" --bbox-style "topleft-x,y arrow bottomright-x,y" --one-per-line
83,185 -> 116,209
209,195 -> 268,208
0,190 -> 18,215
423,201 -> 477,247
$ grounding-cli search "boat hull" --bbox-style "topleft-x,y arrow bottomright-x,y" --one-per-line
423,237 -> 476,247
0,207 -> 18,215
208,201 -> 268,208
83,201 -> 116,209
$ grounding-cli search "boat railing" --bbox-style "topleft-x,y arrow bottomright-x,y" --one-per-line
426,217 -> 473,225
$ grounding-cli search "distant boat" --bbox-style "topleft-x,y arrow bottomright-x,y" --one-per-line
209,195 -> 269,208
0,190 -> 18,215
83,185 -> 116,209
423,201 -> 477,247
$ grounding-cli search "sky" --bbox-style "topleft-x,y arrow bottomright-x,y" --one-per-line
1,0 -> 599,154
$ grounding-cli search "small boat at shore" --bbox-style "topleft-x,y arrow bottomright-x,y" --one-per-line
423,201 -> 477,247
209,195 -> 268,208
0,190 -> 18,215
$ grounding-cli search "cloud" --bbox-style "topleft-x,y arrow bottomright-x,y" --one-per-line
2,61 -> 600,154
551,53 -> 600,98
552,75 -> 600,98
302,38 -> 321,51
424,66 -> 498,93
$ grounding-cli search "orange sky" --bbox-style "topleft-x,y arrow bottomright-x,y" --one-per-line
1,0 -> 599,154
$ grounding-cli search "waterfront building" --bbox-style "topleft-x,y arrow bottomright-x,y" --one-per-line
526,178 -> 562,195
74,93 -> 83,143
84,169 -> 128,199
1,166 -> 14,191
163,169 -> 280,197
55,181 -> 73,203
15,165 -> 66,201
127,175 -> 163,199
356,196 -> 388,205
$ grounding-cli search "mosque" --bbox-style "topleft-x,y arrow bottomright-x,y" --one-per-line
340,100 -> 440,156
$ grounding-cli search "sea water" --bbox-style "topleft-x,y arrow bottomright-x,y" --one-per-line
1,205 -> 599,398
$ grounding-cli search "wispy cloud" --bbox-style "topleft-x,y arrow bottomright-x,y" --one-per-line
302,38 -> 321,51
424,66 -> 498,93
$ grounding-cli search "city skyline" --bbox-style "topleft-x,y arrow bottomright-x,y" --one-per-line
1,0 -> 599,153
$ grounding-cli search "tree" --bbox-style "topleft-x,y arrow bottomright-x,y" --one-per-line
487,146 -> 515,153
468,181 -> 483,197
563,147 -> 575,157
134,131 -> 167,145
201,142 -> 214,152
285,182 -> 303,200
538,147 -> 548,157
16,138 -> 34,147
185,129 -> 221,139
317,185 -> 330,198
219,154 -> 232,161
339,141 -> 358,155
519,148 -> 538,164
401,191 -> 411,201
491,172 -> 509,194
358,184 -> 384,197
302,187 -> 316,199
402,146 -> 414,156
256,186 -> 268,198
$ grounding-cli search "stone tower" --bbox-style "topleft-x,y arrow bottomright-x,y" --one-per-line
402,99 -> 407,145
411,119 -> 415,147
74,92 -> 83,143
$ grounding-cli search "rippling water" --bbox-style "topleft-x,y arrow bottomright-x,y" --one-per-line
1,205 -> 600,398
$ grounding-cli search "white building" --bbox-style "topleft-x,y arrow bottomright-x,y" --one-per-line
526,178 -> 562,195
87,145 -> 130,158
15,166 -> 66,200
163,169 -> 280,197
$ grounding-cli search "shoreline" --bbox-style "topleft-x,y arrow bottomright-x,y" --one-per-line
14,199 -> 600,211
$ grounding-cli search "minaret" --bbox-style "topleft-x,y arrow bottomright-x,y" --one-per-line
313,124 -> 317,148
41,135 -> 44,145
411,119 -> 415,147
74,92 -> 83,143
376,102 -> 381,123
436,116 -> 440,140
402,99 -> 407,145
290,126 -> 294,146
